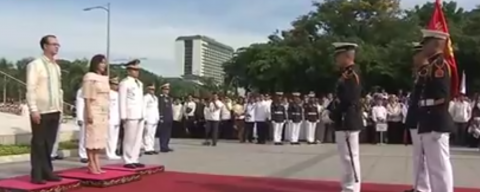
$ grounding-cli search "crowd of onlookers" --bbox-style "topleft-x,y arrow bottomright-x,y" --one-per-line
160,90 -> 480,148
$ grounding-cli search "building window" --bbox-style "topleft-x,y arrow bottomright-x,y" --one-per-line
184,40 -> 193,75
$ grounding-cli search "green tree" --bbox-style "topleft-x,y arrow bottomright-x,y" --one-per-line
224,0 -> 480,95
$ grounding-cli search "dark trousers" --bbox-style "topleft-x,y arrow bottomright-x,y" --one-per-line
195,120 -> 206,138
387,121 -> 403,144
323,123 -> 336,143
185,116 -> 197,138
157,121 -> 172,151
117,122 -> 124,155
172,121 -> 185,138
235,119 -> 245,141
453,122 -> 468,146
30,112 -> 60,180
256,121 -> 268,144
220,119 -> 234,139
205,120 -> 220,144
244,122 -> 255,142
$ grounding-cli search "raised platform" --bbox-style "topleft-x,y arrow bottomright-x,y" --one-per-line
103,164 -> 165,176
0,176 -> 80,192
57,168 -> 140,188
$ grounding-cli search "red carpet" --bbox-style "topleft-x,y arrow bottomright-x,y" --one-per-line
75,171 -> 480,192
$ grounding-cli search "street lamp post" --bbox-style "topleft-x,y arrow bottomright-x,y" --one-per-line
83,3 -> 111,75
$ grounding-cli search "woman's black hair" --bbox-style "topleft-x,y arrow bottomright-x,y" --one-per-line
88,54 -> 107,75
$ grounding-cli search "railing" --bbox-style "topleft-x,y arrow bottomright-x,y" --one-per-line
0,70 -> 74,116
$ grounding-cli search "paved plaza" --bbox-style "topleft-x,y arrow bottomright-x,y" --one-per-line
0,139 -> 479,188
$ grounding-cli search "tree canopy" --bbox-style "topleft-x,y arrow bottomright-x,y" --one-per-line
0,58 -> 226,107
223,0 -> 480,95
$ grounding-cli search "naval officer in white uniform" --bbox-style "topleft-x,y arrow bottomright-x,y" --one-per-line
107,77 -> 121,160
143,83 -> 160,155
119,59 -> 145,168
75,88 -> 88,163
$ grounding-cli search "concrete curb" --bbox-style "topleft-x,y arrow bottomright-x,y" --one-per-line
0,149 -> 78,164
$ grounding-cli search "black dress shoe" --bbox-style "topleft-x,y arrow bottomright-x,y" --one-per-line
144,151 -> 154,155
202,141 -> 211,146
153,151 -> 159,154
123,164 -> 136,169
80,158 -> 88,163
52,156 -> 64,160
31,179 -> 46,184
134,163 -> 145,168
168,148 -> 174,152
274,142 -> 283,145
159,149 -> 169,153
45,175 -> 62,182
403,189 -> 419,192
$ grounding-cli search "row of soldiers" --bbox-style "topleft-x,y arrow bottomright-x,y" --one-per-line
327,29 -> 455,192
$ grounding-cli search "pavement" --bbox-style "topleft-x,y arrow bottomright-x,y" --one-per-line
0,139 -> 479,188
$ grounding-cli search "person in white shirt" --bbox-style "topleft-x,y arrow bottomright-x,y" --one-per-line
142,84 -> 159,155
255,94 -> 270,144
203,93 -> 223,146
75,88 -> 88,163
118,60 -> 145,169
232,98 -> 245,142
172,98 -> 184,137
243,96 -> 256,143
183,95 -> 196,137
106,77 -> 121,160
220,97 -> 233,139
371,99 -> 387,144
449,95 -> 472,146
386,95 -> 404,144
27,35 -> 63,184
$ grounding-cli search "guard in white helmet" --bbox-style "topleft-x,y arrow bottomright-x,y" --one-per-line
415,29 -> 454,192
329,42 -> 363,192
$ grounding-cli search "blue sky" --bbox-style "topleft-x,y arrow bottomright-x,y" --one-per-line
0,0 -> 476,77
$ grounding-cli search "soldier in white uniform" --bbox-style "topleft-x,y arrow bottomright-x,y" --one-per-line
107,77 -> 121,160
143,84 -> 159,155
75,88 -> 88,163
119,59 -> 145,169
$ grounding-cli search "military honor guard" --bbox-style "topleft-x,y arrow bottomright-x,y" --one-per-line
304,92 -> 320,144
288,92 -> 303,145
156,83 -> 174,152
271,92 -> 287,145
106,77 -> 121,160
118,59 -> 145,168
415,29 -> 454,192
330,42 -> 363,192
75,87 -> 88,163
142,84 -> 160,155
404,42 -> 431,192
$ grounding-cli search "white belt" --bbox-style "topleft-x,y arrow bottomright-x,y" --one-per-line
418,99 -> 435,106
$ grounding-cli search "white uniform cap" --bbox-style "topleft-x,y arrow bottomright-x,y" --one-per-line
332,42 -> 358,54
421,29 -> 449,40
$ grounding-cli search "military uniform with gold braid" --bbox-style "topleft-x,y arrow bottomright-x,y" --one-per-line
415,29 -> 454,192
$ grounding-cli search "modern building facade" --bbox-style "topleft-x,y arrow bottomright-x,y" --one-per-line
175,35 -> 234,83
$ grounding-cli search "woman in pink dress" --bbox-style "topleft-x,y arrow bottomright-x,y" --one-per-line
82,54 -> 110,174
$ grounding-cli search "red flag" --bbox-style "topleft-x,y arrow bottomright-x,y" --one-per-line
427,0 -> 459,97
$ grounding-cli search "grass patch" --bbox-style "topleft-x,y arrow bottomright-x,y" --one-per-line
0,140 -> 78,156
